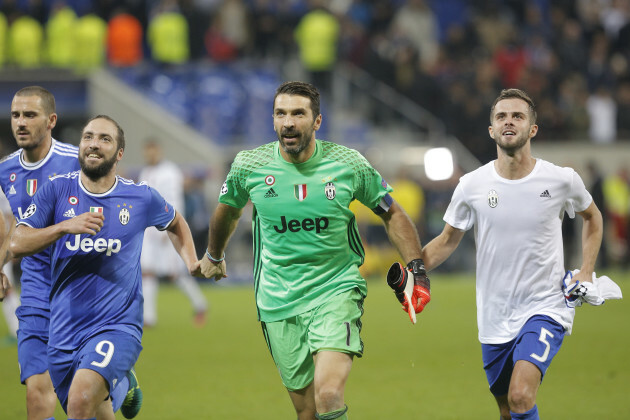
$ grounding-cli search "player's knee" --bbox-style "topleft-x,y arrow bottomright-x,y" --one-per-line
508,386 -> 535,412
67,391 -> 92,417
26,385 -> 56,415
314,385 -> 343,412
67,383 -> 102,417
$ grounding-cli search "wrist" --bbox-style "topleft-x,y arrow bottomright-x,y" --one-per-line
407,258 -> 430,290
407,258 -> 426,275
205,249 -> 225,264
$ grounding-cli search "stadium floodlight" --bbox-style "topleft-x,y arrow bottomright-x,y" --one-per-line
424,147 -> 454,181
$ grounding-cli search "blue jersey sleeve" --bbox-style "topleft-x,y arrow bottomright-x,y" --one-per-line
16,180 -> 56,229
147,186 -> 176,230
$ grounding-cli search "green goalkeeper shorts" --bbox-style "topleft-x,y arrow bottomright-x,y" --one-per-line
261,288 -> 365,391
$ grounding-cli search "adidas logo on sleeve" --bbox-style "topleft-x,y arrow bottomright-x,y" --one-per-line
539,190 -> 551,198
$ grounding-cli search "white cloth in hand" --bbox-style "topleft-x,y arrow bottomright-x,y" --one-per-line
562,270 -> 623,308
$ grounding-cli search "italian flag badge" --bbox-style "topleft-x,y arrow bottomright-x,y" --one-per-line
26,179 -> 37,196
90,207 -> 103,213
294,184 -> 307,201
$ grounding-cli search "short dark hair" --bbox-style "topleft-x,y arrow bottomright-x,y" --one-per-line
490,88 -> 537,125
274,81 -> 321,118
84,115 -> 126,151
14,86 -> 56,115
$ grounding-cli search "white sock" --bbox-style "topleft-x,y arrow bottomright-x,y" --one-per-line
175,275 -> 207,312
142,275 -> 159,326
2,290 -> 19,338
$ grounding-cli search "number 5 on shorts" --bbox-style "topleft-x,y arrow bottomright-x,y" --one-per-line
91,340 -> 115,368
530,328 -> 553,362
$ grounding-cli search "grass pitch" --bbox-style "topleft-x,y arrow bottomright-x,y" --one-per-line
0,271 -> 628,419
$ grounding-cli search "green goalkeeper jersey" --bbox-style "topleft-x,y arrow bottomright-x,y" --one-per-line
219,139 -> 393,322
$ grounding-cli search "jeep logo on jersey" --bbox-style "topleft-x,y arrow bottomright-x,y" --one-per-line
488,190 -> 498,208
119,208 -> 130,225
273,216 -> 329,234
325,182 -> 336,200
26,179 -> 37,196
65,234 -> 122,256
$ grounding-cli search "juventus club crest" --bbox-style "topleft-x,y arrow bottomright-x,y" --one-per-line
119,208 -> 130,225
325,182 -> 336,200
487,190 -> 498,208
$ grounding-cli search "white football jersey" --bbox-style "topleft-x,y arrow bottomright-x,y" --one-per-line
139,159 -> 186,274
138,160 -> 184,212
444,159 -> 592,343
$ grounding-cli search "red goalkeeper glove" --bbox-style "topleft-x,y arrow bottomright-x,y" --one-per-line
387,259 -> 431,323
386,259 -> 431,324
386,262 -> 416,323
407,258 -> 431,314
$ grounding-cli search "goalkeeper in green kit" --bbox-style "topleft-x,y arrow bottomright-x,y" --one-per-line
199,81 -> 429,420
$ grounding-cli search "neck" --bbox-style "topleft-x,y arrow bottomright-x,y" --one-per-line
80,170 -> 117,194
494,145 -> 536,180
22,137 -> 52,164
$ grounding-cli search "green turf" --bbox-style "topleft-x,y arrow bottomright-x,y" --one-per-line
1,272 -> 628,419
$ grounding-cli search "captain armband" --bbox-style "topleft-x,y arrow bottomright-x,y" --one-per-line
371,193 -> 393,215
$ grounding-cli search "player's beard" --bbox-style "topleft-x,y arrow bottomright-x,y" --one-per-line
493,131 -> 529,156
277,126 -> 314,156
13,128 -> 47,151
79,152 -> 118,181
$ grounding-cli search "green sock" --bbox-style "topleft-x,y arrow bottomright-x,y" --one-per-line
316,404 -> 348,419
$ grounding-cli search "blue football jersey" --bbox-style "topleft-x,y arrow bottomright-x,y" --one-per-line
0,139 -> 79,310
17,171 -> 176,350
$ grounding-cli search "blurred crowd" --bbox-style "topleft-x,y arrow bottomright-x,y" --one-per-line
1,0 -> 629,272
2,0 -> 630,163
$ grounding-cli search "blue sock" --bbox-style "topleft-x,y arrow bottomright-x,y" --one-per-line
110,375 -> 130,412
510,405 -> 539,420
43,418 -> 55,420
68,418 -> 96,420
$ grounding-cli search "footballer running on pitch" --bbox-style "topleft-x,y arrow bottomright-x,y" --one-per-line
11,115 -> 205,419
421,88 -> 603,420
0,86 -> 80,419
199,81 -> 429,420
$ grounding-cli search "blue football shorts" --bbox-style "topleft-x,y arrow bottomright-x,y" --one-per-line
48,329 -> 142,412
16,305 -> 50,384
481,314 -> 565,396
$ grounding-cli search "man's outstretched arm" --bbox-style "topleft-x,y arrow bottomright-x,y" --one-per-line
0,212 -> 14,300
378,200 -> 423,263
421,223 -> 466,272
199,203 -> 243,281
10,212 -> 105,258
166,211 -> 201,276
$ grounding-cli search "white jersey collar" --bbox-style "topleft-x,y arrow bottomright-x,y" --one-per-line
491,158 -> 541,184
79,174 -> 119,197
